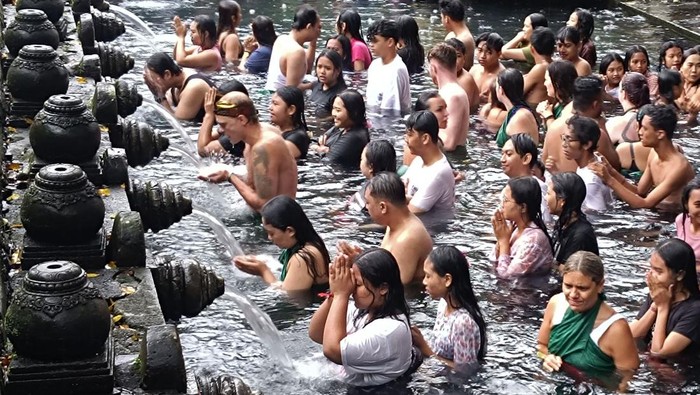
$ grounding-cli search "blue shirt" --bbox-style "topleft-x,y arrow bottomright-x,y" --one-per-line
245,45 -> 272,74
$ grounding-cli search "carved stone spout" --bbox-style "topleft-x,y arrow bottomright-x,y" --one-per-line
97,42 -> 134,79
108,117 -> 169,167
126,178 -> 192,233
196,375 -> 257,395
4,9 -> 59,57
92,79 -> 142,124
91,9 -> 125,42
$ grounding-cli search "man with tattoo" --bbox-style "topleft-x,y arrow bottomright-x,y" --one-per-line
199,91 -> 298,211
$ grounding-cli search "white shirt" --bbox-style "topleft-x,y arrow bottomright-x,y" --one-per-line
534,176 -> 553,224
576,166 -> 613,212
366,55 -> 411,113
265,35 -> 290,91
403,155 -> 455,213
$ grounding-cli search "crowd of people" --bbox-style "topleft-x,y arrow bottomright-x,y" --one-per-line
143,1 -> 700,389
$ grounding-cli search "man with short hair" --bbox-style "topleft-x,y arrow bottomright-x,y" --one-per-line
439,0 -> 475,70
265,5 -> 321,90
428,43 -> 470,151
524,27 -> 554,107
402,111 -> 455,214
445,38 -> 480,113
591,104 -> 695,210
200,92 -> 298,211
556,26 -> 592,77
366,20 -> 411,114
470,32 -> 505,103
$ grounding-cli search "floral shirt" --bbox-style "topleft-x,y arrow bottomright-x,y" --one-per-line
489,224 -> 553,278
428,299 -> 481,366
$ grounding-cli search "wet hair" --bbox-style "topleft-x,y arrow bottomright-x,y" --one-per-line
683,48 -> 700,87
556,26 -> 581,45
193,15 -> 217,47
217,0 -> 241,37
527,13 -> 548,29
497,69 -> 535,120
439,0 -> 465,22
215,92 -> 259,123
428,42 -> 457,71
562,251 -> 604,284
146,52 -> 182,76
326,35 -> 353,71
366,172 -> 406,206
488,79 -> 506,111
680,177 -> 700,242
624,45 -> 650,73
654,239 -> 700,297
644,104 -> 677,140
548,60 -> 578,104
475,32 -> 504,52
252,16 -> 277,47
573,75 -> 603,112
572,8 -> 594,42
335,90 -> 366,128
366,19 -> 398,43
218,78 -> 249,96
261,195 -> 330,282
274,86 -> 308,131
364,140 -> 397,175
530,27 -> 555,57
566,114 -> 600,153
396,15 -> 425,73
446,37 -> 466,55
337,9 -> 366,44
291,5 -> 318,31
551,172 -> 587,246
658,40 -> 684,72
507,177 -> 553,252
621,72 -> 651,108
406,110 -> 439,144
414,90 -> 441,112
315,49 -> 347,90
428,246 -> 487,360
658,69 -> 682,106
508,133 -> 538,169
599,52 -> 625,75
352,248 -> 411,328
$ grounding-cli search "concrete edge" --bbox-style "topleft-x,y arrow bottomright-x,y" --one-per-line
613,0 -> 700,43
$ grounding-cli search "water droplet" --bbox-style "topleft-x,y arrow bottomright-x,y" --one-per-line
249,9 -> 256,15
281,3 -> 287,9
433,8 -> 438,14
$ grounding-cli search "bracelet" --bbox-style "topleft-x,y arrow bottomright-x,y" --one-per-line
228,173 -> 235,183
318,291 -> 334,299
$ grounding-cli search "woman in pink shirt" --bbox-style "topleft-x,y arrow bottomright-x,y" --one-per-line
677,178 -> 700,277
336,10 -> 372,71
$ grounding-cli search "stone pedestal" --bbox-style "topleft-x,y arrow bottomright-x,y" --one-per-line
8,97 -> 45,118
21,228 -> 107,270
30,155 -> 102,186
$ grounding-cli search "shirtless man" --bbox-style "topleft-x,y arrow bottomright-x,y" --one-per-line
265,5 -> 320,91
200,92 -> 297,212
556,26 -> 591,77
440,0 -> 475,70
339,172 -> 433,284
470,32 -> 505,104
428,43 -> 470,151
590,104 -> 695,211
445,38 -> 480,114
524,27 -> 554,107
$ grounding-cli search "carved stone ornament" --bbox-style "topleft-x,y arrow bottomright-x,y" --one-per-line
15,0 -> 65,24
4,9 -> 60,57
126,178 -> 192,233
6,44 -> 68,102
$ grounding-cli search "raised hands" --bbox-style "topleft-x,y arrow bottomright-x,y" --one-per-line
329,254 -> 355,298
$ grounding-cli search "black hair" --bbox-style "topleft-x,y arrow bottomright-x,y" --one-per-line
566,114 -> 600,153
573,75 -> 603,112
367,19 -> 398,43
291,5 -> 318,31
147,52 -> 182,76
274,86 -> 308,131
488,79 -> 506,110
621,72 -> 651,108
218,78 -> 248,96
624,45 -> 650,73
508,177 -> 553,252
508,133 -> 538,169
364,140 -> 397,175
497,68 -> 537,123
335,90 -> 366,128
352,248 -> 411,328
414,90 -> 441,112
683,48 -> 700,87
252,16 -> 277,47
337,9 -> 366,44
654,239 -> 700,297
406,110 -> 439,144
658,69 -> 682,106
396,15 -> 425,73
428,246 -> 487,360
326,35 -> 353,71
366,172 -> 406,206
599,52 -> 625,74
548,60 -> 578,105
680,178 -> 700,242
439,0 -> 465,22
446,37 -> 466,55
528,13 -> 548,29
556,26 -> 581,45
315,49 -> 347,90
644,104 -> 678,140
550,172 -> 588,251
475,31 -> 504,52
193,15 -> 217,47
658,40 -> 684,72
261,196 -> 330,281
572,8 -> 594,42
531,27 -> 555,57
217,0 -> 241,37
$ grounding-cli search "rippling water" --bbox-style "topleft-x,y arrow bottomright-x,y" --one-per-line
106,0 -> 700,393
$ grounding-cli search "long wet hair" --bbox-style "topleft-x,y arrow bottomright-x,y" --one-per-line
599,52 -> 625,75
414,90 -> 440,112
548,60 -> 578,105
364,140 -> 397,175
429,246 -> 487,360
315,49 -> 347,90
252,16 -> 277,47
657,69 -> 681,107
508,176 -> 553,252
352,248 -> 411,328
621,72 -> 651,108
572,8 -> 594,43
274,86 -> 308,132
658,40 -> 684,72
217,0 -> 241,37
497,68 -> 538,121
147,52 -> 182,76
528,13 -> 548,29
261,196 -> 330,281
335,90 -> 367,129
337,9 -> 366,44
550,172 -> 587,246
193,15 -> 217,48
396,15 -> 425,74
654,239 -> 700,297
679,177 -> 700,242
624,45 -> 651,74
326,35 -> 353,71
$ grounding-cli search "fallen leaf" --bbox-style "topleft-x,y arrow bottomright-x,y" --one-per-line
100,125 -> 109,133
6,163 -> 21,171
22,117 -> 33,125
119,324 -> 130,330
7,194 -> 20,202
97,188 -> 111,197
87,273 -> 99,278
112,314 -> 123,323
6,127 -> 16,133
76,76 -> 88,84
10,223 -> 23,229
107,261 -> 117,269
122,285 -> 136,295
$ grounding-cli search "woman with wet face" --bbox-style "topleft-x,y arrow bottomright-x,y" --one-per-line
677,178 -> 700,274
599,52 -> 625,100
624,45 -> 658,100
679,47 -> 700,123
325,35 -> 353,71
658,41 -> 684,72
172,14 -> 222,72
307,49 -> 348,115
268,86 -> 311,159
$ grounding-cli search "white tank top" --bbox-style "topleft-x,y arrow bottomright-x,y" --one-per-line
551,293 -> 625,346
265,37 -> 287,91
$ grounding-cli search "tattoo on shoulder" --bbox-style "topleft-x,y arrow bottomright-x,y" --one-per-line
252,145 -> 274,198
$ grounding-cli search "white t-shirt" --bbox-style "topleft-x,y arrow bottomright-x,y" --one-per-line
339,303 -> 412,386
534,176 -> 553,224
576,166 -> 613,212
366,55 -> 411,113
403,155 -> 455,213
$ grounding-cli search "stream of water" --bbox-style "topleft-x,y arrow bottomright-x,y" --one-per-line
192,205 -> 245,258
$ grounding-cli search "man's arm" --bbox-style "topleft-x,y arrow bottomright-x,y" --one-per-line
441,93 -> 468,151
305,40 -> 317,74
173,83 -> 208,120
596,130 -> 621,170
604,162 -> 685,209
523,64 -> 544,96
229,143 -> 281,211
285,49 -> 307,88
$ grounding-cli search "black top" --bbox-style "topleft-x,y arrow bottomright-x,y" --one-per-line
171,73 -> 216,122
283,127 -> 311,159
397,46 -> 425,75
323,126 -> 370,168
553,217 -> 599,264
636,294 -> 700,355
309,80 -> 347,116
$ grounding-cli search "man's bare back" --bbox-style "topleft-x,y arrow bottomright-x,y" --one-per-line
446,30 -> 475,70
439,82 -> 470,149
525,63 -> 548,107
267,34 -> 306,89
457,70 -> 480,113
381,213 -> 433,284
244,128 -> 298,201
